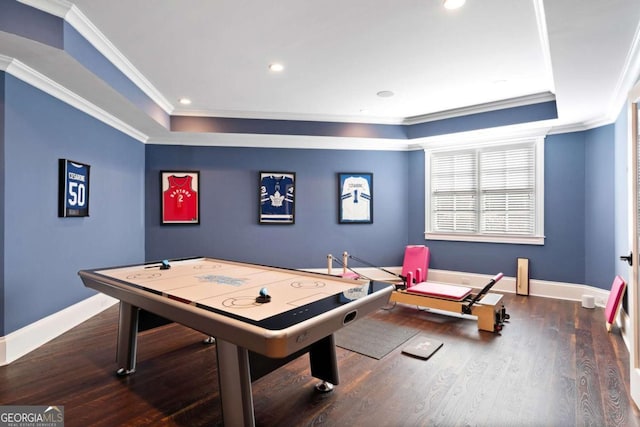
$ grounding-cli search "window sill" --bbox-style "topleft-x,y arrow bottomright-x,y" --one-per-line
424,232 -> 545,245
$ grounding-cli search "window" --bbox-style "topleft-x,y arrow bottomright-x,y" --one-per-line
425,136 -> 544,245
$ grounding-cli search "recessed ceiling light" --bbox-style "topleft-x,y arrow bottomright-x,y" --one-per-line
377,90 -> 395,98
269,63 -> 284,72
178,97 -> 192,105
443,0 -> 466,10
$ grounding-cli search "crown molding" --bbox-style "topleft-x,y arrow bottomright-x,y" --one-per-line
408,120 -> 552,151
533,0 -> 556,94
547,117 -> 616,135
17,0 -> 72,18
402,92 -> 557,125
172,108 -> 407,126
0,54 -> 12,70
177,92 -> 558,128
2,54 -> 148,142
20,0 -> 175,115
607,15 -> 640,120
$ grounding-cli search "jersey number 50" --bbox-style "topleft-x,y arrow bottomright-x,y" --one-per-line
68,182 -> 86,207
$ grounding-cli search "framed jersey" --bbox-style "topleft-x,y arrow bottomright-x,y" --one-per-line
338,172 -> 373,224
259,171 -> 295,224
161,171 -> 200,224
58,158 -> 91,217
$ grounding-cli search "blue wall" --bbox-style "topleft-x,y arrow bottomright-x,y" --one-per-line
585,125 -> 616,287
0,0 -> 63,49
145,145 -> 408,270
2,73 -> 145,334
544,132 -> 587,284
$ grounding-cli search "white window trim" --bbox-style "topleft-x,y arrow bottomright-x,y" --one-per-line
424,135 -> 545,245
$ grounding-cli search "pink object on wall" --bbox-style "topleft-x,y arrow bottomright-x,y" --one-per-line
605,275 -> 626,332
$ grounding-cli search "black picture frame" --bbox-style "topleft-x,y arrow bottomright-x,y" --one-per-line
259,171 -> 295,224
160,171 -> 200,224
338,172 -> 373,224
58,158 -> 90,217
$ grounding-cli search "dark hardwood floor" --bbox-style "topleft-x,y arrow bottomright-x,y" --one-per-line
1,293 -> 639,426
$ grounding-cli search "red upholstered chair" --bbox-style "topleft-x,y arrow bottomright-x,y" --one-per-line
605,275 -> 626,332
401,245 -> 430,286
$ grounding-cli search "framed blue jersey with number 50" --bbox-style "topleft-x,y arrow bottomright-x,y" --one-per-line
58,159 -> 91,217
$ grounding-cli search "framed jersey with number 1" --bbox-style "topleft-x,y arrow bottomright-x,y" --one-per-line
161,171 -> 200,224
58,159 -> 90,217
338,172 -> 373,224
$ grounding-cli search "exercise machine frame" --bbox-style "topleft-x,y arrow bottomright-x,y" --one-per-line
327,252 -> 509,333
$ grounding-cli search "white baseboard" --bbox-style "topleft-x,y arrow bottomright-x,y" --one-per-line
0,293 -> 118,366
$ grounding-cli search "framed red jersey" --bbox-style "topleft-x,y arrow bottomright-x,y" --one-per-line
161,171 -> 200,224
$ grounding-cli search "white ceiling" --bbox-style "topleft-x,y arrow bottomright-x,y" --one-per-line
5,0 -> 640,145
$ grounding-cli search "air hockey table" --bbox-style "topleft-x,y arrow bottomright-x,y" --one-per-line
78,257 -> 393,427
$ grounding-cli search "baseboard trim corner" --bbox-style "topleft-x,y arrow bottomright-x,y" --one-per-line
0,293 -> 117,366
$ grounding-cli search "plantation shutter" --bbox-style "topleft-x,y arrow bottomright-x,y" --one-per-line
431,151 -> 477,232
429,142 -> 537,237
479,144 -> 535,235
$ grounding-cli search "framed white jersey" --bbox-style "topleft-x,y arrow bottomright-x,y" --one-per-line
338,172 -> 372,224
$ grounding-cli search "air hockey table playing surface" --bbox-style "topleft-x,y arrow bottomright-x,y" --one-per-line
95,257 -> 375,323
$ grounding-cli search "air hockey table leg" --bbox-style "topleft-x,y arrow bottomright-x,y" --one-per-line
116,302 -> 139,376
216,339 -> 255,427
309,334 -> 339,393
